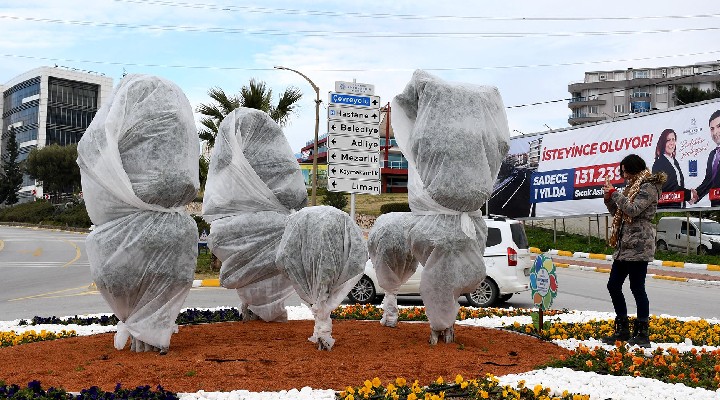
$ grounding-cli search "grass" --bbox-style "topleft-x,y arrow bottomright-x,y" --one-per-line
316,192 -> 408,216
525,224 -> 720,265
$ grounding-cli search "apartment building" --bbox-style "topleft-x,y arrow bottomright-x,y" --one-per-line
568,61 -> 720,126
1,66 -> 113,201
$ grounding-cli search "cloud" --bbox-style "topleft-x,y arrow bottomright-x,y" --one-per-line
3,0 -> 720,153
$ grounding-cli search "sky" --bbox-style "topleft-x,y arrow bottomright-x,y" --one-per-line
1,0 -> 720,154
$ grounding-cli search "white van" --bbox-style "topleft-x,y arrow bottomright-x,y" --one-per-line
347,215 -> 532,307
655,217 -> 720,255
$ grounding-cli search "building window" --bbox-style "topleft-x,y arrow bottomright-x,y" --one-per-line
586,89 -> 599,100
631,101 -> 651,113
656,86 -> 668,95
615,72 -> 626,81
613,89 -> 625,97
588,105 -> 599,114
633,70 -> 650,79
614,104 -> 625,113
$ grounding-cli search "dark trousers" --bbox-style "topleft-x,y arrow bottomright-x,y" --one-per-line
607,260 -> 650,321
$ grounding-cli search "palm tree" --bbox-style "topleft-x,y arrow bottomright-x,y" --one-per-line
196,79 -> 302,148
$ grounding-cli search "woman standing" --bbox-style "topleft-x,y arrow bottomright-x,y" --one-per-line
602,154 -> 666,347
651,129 -> 690,208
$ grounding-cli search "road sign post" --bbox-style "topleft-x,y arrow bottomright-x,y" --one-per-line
327,82 -> 382,200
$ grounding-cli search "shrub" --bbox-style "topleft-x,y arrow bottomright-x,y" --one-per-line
320,188 -> 348,210
380,202 -> 411,214
192,214 -> 210,236
0,201 -> 54,224
55,203 -> 92,228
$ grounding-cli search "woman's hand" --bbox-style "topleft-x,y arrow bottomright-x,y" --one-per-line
603,176 -> 615,199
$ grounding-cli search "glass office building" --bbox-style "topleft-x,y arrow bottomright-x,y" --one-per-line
1,66 -> 113,201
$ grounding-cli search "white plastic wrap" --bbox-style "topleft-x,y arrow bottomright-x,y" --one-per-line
78,74 -> 199,226
77,74 -> 199,352
275,206 -> 367,350
202,108 -> 308,321
393,69 -> 510,213
86,212 -> 197,350
366,212 -> 418,327
386,70 -> 510,334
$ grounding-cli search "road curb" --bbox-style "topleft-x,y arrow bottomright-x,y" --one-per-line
547,248 -> 720,272
192,279 -> 220,288
545,250 -> 720,284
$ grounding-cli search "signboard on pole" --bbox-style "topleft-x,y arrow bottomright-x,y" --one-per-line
335,81 -> 375,95
327,119 -> 380,137
327,83 -> 382,195
326,134 -> 380,152
328,163 -> 381,180
328,92 -> 381,109
328,177 -> 381,195
327,104 -> 381,125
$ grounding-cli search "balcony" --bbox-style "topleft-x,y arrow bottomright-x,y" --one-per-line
568,113 -> 605,126
568,96 -> 607,109
631,92 -> 651,101
382,160 -> 408,169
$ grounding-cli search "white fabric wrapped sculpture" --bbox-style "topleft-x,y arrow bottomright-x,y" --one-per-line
202,107 -> 307,322
369,70 -> 510,344
275,206 -> 367,350
366,212 -> 418,327
77,74 -> 200,353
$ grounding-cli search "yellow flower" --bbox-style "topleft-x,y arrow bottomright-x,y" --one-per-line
372,377 -> 382,388
407,394 -> 417,400
396,377 -> 407,387
455,374 -> 463,384
435,376 -> 444,385
363,380 -> 372,389
533,384 -> 543,396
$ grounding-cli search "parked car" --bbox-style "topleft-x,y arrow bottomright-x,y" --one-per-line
348,215 -> 532,307
656,216 -> 720,255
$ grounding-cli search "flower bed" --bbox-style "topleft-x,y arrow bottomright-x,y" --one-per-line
2,306 -> 720,399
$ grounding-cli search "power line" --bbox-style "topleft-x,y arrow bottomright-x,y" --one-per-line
4,50 -> 720,73
507,65 -> 720,109
4,52 -> 718,110
2,14 -> 720,38
111,0 -> 720,22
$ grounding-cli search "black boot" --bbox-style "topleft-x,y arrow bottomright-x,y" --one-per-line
601,316 -> 630,345
627,320 -> 651,348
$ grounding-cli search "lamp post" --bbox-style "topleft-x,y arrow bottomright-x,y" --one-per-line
274,65 -> 321,206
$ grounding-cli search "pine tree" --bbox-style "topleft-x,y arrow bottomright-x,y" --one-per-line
0,128 -> 24,205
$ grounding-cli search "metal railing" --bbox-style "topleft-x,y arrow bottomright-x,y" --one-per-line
382,160 -> 409,169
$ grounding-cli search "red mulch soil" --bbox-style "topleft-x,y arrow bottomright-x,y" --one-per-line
0,320 -> 570,393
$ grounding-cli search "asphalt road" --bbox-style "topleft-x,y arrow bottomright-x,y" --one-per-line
1,225 -> 718,321
488,168 -> 533,219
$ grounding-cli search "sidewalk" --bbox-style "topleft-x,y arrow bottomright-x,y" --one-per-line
534,248 -> 720,286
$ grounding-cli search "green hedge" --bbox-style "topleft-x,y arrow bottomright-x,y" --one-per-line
0,201 -> 55,224
379,202 -> 411,214
0,201 -> 211,233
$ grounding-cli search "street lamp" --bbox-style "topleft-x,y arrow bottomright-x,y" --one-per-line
274,65 -> 321,206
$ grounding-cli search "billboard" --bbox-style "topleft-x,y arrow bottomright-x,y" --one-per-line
489,99 -> 720,219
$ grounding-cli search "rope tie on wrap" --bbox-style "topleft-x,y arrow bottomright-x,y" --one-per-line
412,210 -> 484,238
